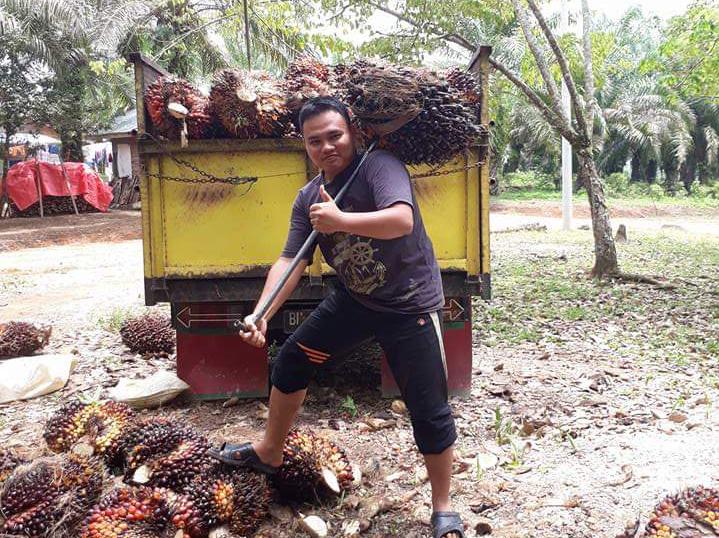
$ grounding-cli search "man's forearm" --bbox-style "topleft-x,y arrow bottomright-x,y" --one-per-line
254,257 -> 308,321
339,205 -> 413,240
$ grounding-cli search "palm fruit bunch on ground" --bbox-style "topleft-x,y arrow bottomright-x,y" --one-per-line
82,402 -> 136,460
343,61 -> 484,165
0,321 -> 51,359
145,77 -> 213,140
272,429 -> 353,502
0,454 -> 105,537
171,469 -> 271,537
0,449 -> 27,489
283,54 -> 334,130
80,487 -> 177,538
9,197 -> 98,218
119,312 -> 175,356
210,69 -> 292,139
616,486 -> 719,537
44,400 -> 135,457
119,419 -> 212,491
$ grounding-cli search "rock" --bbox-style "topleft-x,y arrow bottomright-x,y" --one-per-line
668,412 -> 688,423
391,400 -> 407,414
661,224 -> 686,231
475,518 -> 493,535
615,224 -> 628,243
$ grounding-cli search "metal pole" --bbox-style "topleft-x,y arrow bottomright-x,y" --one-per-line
58,156 -> 80,215
561,0 -> 572,231
243,0 -> 252,70
234,140 -> 378,332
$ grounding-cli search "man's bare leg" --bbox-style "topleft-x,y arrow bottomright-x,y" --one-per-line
252,386 -> 307,467
424,445 -> 461,537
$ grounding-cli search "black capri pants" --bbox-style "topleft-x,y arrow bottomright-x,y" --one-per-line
271,285 -> 456,455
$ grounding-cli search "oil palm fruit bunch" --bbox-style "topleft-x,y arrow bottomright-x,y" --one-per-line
119,312 -> 175,356
0,454 -> 105,537
83,401 -> 136,460
445,67 -> 482,120
0,321 -> 51,359
120,420 -> 212,492
171,469 -> 271,537
44,400 -> 135,456
210,69 -> 292,139
284,54 -> 334,130
644,487 -> 719,537
80,487 -> 177,538
272,429 -> 353,502
144,77 -> 213,141
343,61 -> 484,165
0,449 -> 26,488
44,400 -> 99,453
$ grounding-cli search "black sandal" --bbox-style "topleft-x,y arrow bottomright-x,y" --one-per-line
206,442 -> 280,475
431,511 -> 465,538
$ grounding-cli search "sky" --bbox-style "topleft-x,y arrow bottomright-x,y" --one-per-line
548,0 -> 693,20
354,0 -> 694,46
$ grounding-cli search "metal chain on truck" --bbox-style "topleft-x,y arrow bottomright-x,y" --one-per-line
142,132 -> 489,185
143,134 -> 259,187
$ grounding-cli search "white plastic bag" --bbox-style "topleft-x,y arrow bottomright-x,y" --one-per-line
109,370 -> 189,408
0,354 -> 77,403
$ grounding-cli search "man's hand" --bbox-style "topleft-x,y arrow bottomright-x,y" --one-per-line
309,185 -> 346,234
239,315 -> 267,348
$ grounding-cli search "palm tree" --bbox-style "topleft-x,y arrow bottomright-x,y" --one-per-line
601,76 -> 695,191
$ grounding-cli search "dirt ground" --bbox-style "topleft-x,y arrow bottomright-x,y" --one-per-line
1,206 -> 718,538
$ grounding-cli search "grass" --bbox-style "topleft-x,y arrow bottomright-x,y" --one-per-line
95,306 -> 137,333
495,188 -> 719,209
475,227 -> 719,367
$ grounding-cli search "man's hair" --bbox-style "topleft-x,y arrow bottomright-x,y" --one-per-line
298,96 -> 352,133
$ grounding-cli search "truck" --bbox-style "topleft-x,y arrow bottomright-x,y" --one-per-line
129,47 -> 492,400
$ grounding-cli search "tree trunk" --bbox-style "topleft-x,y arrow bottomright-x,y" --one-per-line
577,149 -> 618,277
1,131 -> 13,214
60,129 -> 84,162
664,166 -> 678,196
681,155 -> 696,193
630,153 -> 642,182
647,160 -> 657,184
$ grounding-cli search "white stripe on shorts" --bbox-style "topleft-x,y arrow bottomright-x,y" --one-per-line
429,311 -> 448,380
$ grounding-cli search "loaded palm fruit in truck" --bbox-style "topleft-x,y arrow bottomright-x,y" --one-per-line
130,46 -> 491,399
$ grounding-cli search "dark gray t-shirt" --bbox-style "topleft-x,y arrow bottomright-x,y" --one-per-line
281,150 -> 444,314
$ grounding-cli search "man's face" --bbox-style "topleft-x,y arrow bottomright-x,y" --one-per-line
302,110 -> 356,179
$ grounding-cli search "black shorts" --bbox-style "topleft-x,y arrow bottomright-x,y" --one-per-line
271,285 -> 456,454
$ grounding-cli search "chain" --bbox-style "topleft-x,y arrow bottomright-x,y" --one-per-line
410,159 -> 485,180
143,134 -> 258,187
142,132 -> 486,185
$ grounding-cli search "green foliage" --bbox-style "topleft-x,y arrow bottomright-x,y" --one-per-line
340,395 -> 358,417
504,170 -> 555,191
647,2 -> 719,98
96,306 -> 136,333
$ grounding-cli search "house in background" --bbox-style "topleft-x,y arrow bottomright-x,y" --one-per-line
88,109 -> 139,208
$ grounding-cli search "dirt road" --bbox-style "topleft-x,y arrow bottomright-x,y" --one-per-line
1,206 -> 718,537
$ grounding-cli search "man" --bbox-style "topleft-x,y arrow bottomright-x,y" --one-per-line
209,97 -> 464,538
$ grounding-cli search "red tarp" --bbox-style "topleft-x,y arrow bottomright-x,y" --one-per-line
5,160 -> 113,212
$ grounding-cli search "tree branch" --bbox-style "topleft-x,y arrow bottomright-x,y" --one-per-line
489,56 -> 579,144
581,0 -> 596,146
509,0 -> 565,122
365,0 -> 475,51
525,0 -> 589,143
